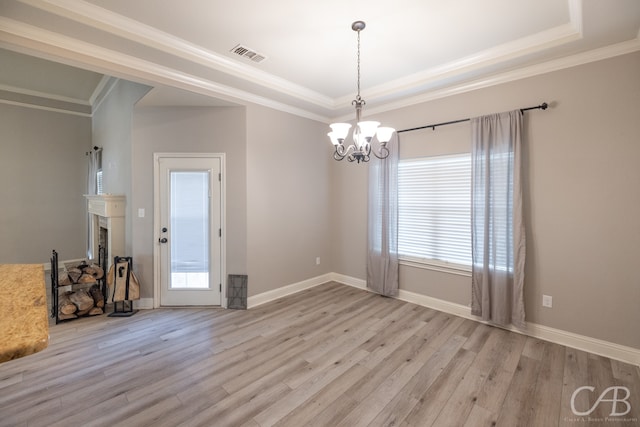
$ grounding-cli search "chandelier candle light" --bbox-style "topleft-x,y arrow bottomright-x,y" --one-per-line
328,21 -> 395,163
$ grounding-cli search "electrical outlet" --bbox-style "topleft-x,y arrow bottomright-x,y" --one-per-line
542,294 -> 553,308
316,257 -> 321,265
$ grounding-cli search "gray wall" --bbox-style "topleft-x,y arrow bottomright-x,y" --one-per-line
246,104 -> 332,296
92,79 -> 151,256
331,52 -> 640,349
0,103 -> 90,263
130,104 -> 332,299
131,106 -> 247,299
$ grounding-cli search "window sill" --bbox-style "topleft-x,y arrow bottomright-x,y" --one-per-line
399,257 -> 472,277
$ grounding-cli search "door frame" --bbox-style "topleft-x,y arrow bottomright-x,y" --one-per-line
153,152 -> 226,308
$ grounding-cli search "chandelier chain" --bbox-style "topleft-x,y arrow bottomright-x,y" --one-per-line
356,28 -> 361,101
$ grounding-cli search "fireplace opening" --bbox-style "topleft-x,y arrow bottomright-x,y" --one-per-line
98,215 -> 109,263
98,226 -> 108,263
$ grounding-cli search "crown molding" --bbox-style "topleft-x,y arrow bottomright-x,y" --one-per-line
16,0 -> 588,113
335,21 -> 583,109
333,37 -> 640,122
17,0 -> 335,109
0,82 -> 89,105
90,75 -> 119,115
0,98 -> 91,116
0,17 -> 331,122
2,2 -> 638,123
89,75 -> 116,106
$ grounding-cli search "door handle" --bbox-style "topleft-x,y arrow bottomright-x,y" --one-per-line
159,237 -> 168,243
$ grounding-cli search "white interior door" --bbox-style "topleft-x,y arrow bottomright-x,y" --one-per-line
157,155 -> 222,306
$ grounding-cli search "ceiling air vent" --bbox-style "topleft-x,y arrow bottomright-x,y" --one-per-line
230,44 -> 267,63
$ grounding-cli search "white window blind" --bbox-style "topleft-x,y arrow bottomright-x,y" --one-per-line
96,170 -> 104,195
398,153 -> 472,269
472,151 -> 514,272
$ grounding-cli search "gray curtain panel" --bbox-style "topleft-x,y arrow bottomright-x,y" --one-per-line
367,134 -> 399,297
470,110 -> 526,328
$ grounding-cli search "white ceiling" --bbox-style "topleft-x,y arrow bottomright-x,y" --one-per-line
0,0 -> 639,121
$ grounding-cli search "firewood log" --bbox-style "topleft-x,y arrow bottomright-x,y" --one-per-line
90,264 -> 104,280
58,271 -> 73,286
68,289 -> 94,312
67,267 -> 82,284
58,292 -> 77,315
82,264 -> 104,280
76,307 -> 91,316
78,274 -> 96,284
88,307 -> 103,316
58,313 -> 77,321
89,284 -> 104,308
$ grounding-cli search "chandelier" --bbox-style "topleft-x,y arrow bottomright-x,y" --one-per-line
328,21 -> 395,163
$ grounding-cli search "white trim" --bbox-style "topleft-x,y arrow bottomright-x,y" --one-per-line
90,75 -> 119,114
3,6 -> 639,123
16,0 -> 584,111
247,273 -> 333,309
336,22 -> 582,110
330,36 -> 640,122
0,98 -> 91,117
42,258 -> 86,272
0,82 -> 90,105
330,274 -> 639,367
17,0 -> 335,109
152,153 -> 227,309
328,273 -> 366,290
399,258 -> 472,277
0,17 -> 331,123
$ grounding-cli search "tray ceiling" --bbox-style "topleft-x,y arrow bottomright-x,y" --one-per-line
0,0 -> 638,121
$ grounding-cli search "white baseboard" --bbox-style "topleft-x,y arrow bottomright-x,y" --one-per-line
328,272 -> 366,290
330,274 -> 640,367
247,273 -> 333,309
42,258 -> 86,272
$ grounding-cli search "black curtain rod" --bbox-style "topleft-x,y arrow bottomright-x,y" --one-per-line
397,102 -> 548,134
85,146 -> 103,155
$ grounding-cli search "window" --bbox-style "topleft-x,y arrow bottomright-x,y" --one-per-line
96,170 -> 104,195
471,150 -> 514,273
398,153 -> 471,273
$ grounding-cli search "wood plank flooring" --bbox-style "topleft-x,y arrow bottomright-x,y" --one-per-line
1,282 -> 638,426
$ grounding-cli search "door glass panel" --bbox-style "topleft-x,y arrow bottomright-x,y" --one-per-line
170,171 -> 210,289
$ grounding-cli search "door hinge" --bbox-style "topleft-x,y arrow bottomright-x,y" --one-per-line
219,283 -> 222,293
219,228 -> 222,237
218,173 -> 221,182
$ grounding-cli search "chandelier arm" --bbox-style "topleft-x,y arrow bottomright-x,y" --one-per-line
373,145 -> 390,159
335,142 -> 357,160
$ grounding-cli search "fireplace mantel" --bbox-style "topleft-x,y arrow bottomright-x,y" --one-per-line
84,194 -> 125,218
84,194 -> 125,269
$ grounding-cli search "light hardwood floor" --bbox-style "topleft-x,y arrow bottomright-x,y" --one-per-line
1,282 -> 638,426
